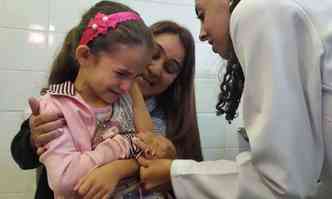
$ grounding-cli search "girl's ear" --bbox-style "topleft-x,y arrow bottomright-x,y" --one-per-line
75,45 -> 93,68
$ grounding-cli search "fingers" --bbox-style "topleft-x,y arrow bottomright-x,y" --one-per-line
140,164 -> 170,191
140,164 -> 148,179
152,136 -> 176,159
133,136 -> 158,160
77,178 -> 110,199
28,97 -> 40,116
139,160 -> 164,190
74,172 -> 89,192
136,130 -> 151,134
33,129 -> 63,147
157,144 -> 176,159
36,147 -> 47,156
144,148 -> 156,160
33,118 -> 65,134
31,113 -> 64,128
77,177 -> 92,197
137,157 -> 151,167
143,181 -> 160,191
136,132 -> 154,144
140,166 -> 160,190
102,193 -> 111,199
92,190 -> 109,199
82,184 -> 101,199
30,118 -> 65,148
132,137 -> 150,151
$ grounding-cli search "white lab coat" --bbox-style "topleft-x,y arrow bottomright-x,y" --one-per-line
170,0 -> 332,198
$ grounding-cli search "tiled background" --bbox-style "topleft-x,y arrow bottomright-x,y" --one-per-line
0,0 -> 247,197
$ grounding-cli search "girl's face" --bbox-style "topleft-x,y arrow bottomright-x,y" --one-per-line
137,33 -> 185,98
195,0 -> 232,59
83,45 -> 150,106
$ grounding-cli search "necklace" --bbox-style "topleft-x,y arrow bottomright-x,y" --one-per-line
96,116 -> 112,130
92,108 -> 114,149
95,107 -> 113,131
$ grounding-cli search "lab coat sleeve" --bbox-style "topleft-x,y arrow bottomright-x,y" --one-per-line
171,0 -> 324,198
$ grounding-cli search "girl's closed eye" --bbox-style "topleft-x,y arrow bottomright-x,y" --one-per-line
115,71 -> 128,79
114,68 -> 134,80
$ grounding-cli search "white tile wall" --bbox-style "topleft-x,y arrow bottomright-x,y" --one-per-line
49,0 -> 95,33
48,32 -> 66,66
0,112 -> 36,198
195,78 -> 219,113
197,113 -> 226,148
0,71 -> 47,111
139,0 -> 194,6
0,29 -> 50,71
0,0 -> 49,30
116,1 -> 201,40
0,0 -> 245,197
195,43 -> 224,78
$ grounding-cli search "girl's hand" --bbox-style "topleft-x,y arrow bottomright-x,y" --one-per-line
28,97 -> 65,152
75,159 -> 139,199
138,157 -> 173,190
74,164 -> 121,199
136,132 -> 176,159
151,135 -> 176,159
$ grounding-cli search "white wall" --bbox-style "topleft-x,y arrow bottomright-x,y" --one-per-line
0,0 -> 247,198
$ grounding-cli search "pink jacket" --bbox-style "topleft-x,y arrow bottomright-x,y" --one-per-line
38,82 -> 139,198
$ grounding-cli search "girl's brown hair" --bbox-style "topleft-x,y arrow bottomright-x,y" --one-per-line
48,1 -> 154,85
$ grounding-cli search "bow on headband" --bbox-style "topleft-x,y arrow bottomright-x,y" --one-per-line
79,11 -> 141,45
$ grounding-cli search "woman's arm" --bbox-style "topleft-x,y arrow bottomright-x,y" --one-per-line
141,1 -> 324,198
10,97 -> 65,169
11,119 -> 40,169
230,0 -> 323,197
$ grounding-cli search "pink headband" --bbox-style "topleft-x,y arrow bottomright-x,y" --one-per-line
79,11 -> 141,45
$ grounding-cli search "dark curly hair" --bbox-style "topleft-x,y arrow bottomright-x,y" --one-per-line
216,0 -> 245,123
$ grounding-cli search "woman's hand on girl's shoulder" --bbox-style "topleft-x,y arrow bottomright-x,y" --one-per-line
28,97 -> 65,152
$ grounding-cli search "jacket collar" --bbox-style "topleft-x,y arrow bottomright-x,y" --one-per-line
46,81 -> 76,97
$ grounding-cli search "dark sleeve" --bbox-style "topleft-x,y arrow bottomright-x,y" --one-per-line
10,118 -> 41,169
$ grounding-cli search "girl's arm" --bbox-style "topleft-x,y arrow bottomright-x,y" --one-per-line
75,159 -> 139,198
76,82 -> 157,198
129,82 -> 154,133
38,95 -> 136,197
11,97 -> 65,170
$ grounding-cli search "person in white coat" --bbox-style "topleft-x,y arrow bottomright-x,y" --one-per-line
137,0 -> 332,198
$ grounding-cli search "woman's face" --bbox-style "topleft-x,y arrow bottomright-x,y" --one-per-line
137,33 -> 185,98
195,0 -> 232,59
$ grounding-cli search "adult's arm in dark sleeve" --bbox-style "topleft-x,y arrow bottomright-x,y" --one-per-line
11,118 -> 41,169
